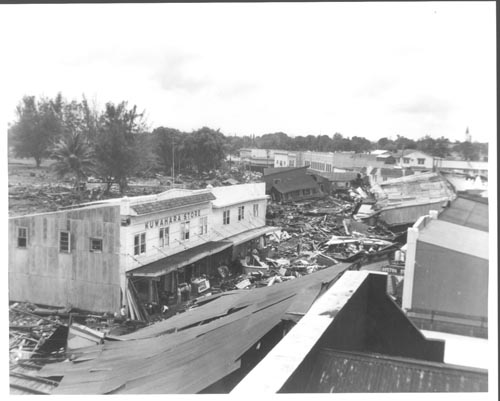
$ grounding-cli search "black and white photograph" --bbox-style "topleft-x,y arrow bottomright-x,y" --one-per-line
1,1 -> 497,397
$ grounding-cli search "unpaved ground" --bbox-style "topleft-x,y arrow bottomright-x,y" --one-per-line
7,158 -> 168,217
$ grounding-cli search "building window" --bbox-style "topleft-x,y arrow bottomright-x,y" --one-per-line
199,216 -> 208,235
303,188 -> 311,196
253,204 -> 259,217
134,233 -> 146,255
159,227 -> 169,247
273,179 -> 281,184
223,210 -> 230,225
417,158 -> 425,165
90,238 -> 103,253
181,221 -> 190,241
17,227 -> 27,248
403,157 -> 410,164
59,231 -> 71,253
238,206 -> 245,221
290,160 -> 295,167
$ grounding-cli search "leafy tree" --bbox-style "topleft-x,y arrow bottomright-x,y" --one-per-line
453,141 -> 480,161
152,127 -> 183,175
94,101 -> 146,193
189,127 -> 226,173
9,96 -> 62,167
350,136 -> 373,153
51,132 -> 95,189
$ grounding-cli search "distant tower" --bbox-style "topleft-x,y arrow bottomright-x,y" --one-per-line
465,127 -> 471,142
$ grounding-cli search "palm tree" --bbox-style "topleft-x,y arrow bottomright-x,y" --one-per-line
51,132 -> 95,190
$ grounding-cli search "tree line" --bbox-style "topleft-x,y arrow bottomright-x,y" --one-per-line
8,94 -> 227,193
228,132 -> 488,161
9,93 -> 488,193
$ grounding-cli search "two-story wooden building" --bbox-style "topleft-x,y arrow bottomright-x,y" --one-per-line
9,183 -> 274,315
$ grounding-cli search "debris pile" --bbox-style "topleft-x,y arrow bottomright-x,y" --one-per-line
9,303 -> 67,366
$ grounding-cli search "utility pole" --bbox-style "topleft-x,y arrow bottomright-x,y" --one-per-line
172,138 -> 175,185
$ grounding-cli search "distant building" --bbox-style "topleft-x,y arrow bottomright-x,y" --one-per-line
393,150 -> 434,170
435,159 -> 489,177
402,195 -> 489,338
239,148 -> 275,172
273,150 -> 296,168
297,151 -> 394,172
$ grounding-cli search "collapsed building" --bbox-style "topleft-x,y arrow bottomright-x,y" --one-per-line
33,270 -> 488,394
8,183 -> 277,316
355,172 -> 456,227
262,166 -> 324,202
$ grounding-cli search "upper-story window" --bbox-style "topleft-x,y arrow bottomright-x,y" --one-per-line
417,158 -> 425,165
134,233 -> 146,255
223,210 -> 230,225
90,238 -> 103,253
199,216 -> 208,236
403,157 -> 410,164
59,231 -> 71,253
159,227 -> 169,247
17,227 -> 28,248
181,221 -> 190,241
253,204 -> 259,217
238,206 -> 245,221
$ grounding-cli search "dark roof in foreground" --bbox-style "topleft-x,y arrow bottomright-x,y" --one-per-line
292,348 -> 488,393
439,196 -> 489,232
130,192 -> 216,215
38,263 -> 350,394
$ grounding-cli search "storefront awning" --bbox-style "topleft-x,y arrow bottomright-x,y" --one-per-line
127,241 -> 233,278
226,226 -> 281,247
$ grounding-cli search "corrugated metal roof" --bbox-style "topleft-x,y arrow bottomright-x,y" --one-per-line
130,193 -> 215,215
273,174 -> 320,194
290,348 -> 487,392
439,196 -> 489,232
418,219 -> 489,260
10,365 -> 60,395
309,171 -> 360,182
39,263 -> 351,394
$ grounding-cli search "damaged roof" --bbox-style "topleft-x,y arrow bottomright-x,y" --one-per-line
38,263 -> 351,394
309,171 -> 360,182
273,174 -> 320,194
130,192 -> 216,215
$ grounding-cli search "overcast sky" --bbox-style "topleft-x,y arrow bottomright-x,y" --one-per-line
0,2 -> 496,142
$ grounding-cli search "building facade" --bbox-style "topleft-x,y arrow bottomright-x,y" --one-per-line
434,159 -> 489,177
395,150 -> 434,170
9,183 -> 274,314
402,201 -> 489,338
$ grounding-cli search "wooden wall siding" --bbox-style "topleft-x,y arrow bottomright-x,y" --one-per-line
9,206 -> 121,313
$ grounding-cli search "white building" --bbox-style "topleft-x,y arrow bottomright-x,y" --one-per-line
273,150 -> 296,167
435,159 -> 489,177
395,150 -> 434,170
9,183 -> 275,315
